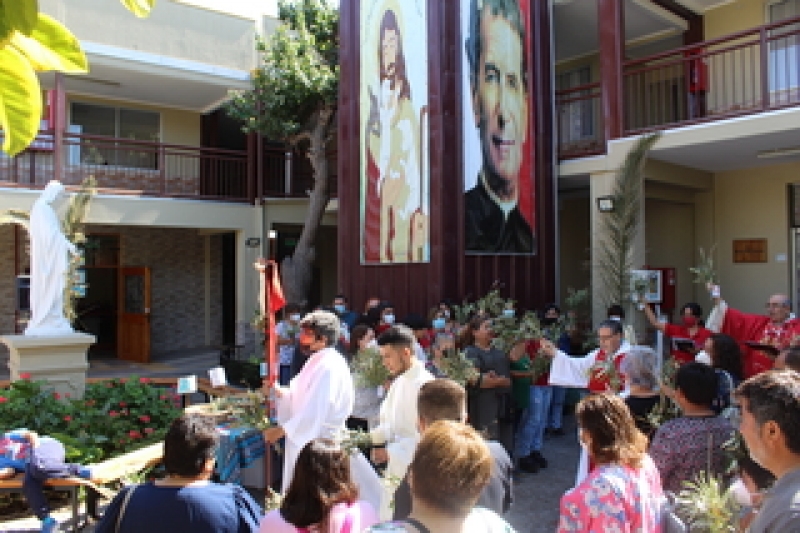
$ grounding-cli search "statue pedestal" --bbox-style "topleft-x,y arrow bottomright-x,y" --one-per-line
1,333 -> 95,399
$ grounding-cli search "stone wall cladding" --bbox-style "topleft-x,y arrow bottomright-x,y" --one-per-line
84,225 -> 225,355
0,224 -> 225,358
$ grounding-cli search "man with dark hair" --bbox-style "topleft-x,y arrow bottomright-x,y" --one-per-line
464,0 -> 533,253
371,325 -> 434,518
649,362 -> 735,493
332,294 -> 358,329
392,380 -> 513,519
541,319 -> 631,394
736,370 -> 800,532
263,310 -> 381,507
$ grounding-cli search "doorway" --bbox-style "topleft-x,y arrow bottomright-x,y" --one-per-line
75,234 -> 120,358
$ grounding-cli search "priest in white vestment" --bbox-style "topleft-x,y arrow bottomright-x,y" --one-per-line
263,310 -> 381,508
370,325 -> 434,518
540,319 -> 631,485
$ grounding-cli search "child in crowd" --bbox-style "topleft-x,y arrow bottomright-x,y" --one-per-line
1,429 -> 92,533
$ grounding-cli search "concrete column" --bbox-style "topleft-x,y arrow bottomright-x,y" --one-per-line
589,171 -> 646,332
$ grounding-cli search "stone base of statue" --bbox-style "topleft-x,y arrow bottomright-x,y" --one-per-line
1,333 -> 95,399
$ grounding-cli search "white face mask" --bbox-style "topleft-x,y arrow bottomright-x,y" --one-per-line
730,478 -> 753,507
502,309 -> 515,318
289,314 -> 301,322
609,316 -> 622,322
383,314 -> 395,325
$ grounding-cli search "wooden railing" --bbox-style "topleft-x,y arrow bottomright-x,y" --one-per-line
623,15 -> 800,133
555,81 -> 605,159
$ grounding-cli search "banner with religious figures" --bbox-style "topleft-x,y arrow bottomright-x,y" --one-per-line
461,0 -> 537,255
360,0 -> 430,265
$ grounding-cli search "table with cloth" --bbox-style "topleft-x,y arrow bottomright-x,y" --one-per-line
214,425 -> 267,485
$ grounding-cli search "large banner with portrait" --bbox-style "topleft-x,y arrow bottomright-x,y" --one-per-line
462,0 -> 536,255
359,0 -> 430,265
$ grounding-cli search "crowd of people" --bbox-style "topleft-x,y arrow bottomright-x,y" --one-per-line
10,287 -> 800,532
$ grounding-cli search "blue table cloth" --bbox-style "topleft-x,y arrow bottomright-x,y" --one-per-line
215,426 -> 266,484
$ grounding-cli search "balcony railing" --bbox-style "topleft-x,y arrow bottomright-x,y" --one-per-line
0,132 -> 337,201
1,131 -> 251,201
259,143 -> 339,198
623,15 -> 800,133
556,15 -> 800,159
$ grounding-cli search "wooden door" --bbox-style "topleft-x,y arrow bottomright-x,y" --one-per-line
117,267 -> 151,363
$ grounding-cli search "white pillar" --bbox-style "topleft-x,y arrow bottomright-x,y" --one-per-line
589,170 -> 646,335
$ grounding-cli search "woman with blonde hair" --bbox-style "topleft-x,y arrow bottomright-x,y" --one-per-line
558,394 -> 664,532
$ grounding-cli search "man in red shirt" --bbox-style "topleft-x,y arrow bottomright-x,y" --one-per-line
707,288 -> 800,377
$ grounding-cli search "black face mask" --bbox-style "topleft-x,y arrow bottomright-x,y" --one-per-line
542,317 -> 557,326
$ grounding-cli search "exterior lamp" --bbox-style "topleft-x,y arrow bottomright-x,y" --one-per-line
596,196 -> 615,213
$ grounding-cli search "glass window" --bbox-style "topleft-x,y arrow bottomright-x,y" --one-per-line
69,102 -> 160,169
768,0 -> 800,96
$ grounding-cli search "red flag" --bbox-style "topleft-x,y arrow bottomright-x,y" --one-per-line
258,259 -> 285,386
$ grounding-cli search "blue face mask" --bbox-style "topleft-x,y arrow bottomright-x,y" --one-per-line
502,309 -> 515,318
432,318 -> 446,330
334,304 -> 346,314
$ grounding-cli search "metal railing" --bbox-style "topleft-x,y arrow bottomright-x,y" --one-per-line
0,131 -> 251,201
556,15 -> 800,159
0,132 -> 338,201
623,15 -> 800,133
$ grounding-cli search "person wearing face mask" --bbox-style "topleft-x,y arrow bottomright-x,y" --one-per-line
641,300 -> 712,365
333,294 -> 359,330
263,310 -> 383,508
276,303 -> 303,386
541,304 -> 571,437
375,303 -> 396,335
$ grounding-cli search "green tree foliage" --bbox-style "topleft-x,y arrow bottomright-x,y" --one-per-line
0,0 -> 154,156
227,0 -> 338,305
227,0 -> 338,143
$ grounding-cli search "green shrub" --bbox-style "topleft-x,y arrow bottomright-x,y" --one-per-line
0,376 -> 181,464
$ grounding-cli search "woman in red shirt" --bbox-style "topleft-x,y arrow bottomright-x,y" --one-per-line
641,300 -> 711,364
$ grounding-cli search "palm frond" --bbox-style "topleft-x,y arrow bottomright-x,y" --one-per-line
0,209 -> 31,231
596,133 -> 661,310
63,177 -> 97,322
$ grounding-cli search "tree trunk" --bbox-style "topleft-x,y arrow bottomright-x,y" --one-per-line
280,108 -> 333,307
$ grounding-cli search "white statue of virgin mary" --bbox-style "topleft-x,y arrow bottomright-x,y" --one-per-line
24,181 -> 78,336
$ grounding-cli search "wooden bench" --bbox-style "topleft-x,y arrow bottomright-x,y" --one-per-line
0,441 -> 162,531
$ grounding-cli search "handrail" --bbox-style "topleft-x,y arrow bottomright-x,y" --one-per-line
624,14 -> 800,68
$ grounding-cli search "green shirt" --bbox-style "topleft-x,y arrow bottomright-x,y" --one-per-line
510,356 -> 532,409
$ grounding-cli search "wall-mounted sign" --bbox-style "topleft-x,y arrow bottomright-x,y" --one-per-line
733,239 -> 768,263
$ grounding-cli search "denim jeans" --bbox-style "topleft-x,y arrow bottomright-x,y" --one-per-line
548,386 -> 566,429
513,385 -> 553,460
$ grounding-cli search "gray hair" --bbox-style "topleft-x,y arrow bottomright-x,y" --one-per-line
299,310 -> 340,347
620,346 -> 659,391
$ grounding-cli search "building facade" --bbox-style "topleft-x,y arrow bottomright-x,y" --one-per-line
0,0 -> 340,361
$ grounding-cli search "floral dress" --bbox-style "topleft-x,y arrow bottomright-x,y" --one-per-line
557,455 -> 664,533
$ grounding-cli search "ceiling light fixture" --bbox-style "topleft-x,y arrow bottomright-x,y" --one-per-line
757,146 -> 800,159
